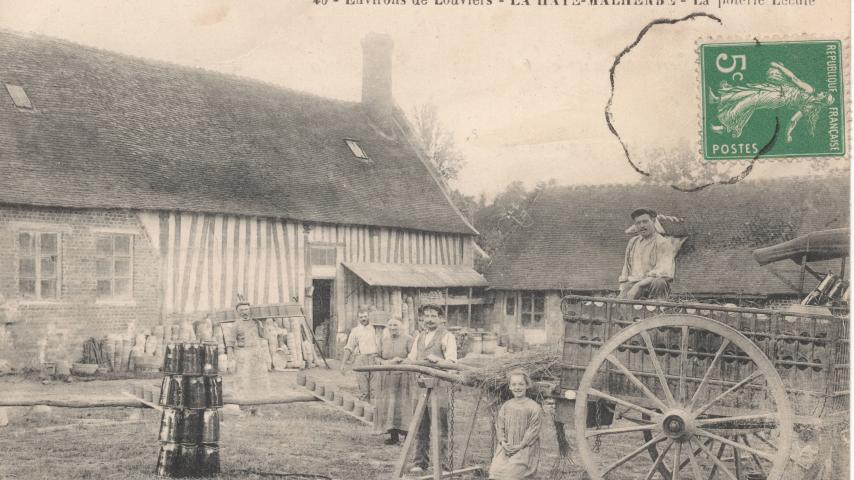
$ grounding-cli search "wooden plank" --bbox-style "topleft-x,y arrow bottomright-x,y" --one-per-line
395,388 -> 430,478
294,384 -> 372,426
414,466 -> 484,480
122,391 -> 163,411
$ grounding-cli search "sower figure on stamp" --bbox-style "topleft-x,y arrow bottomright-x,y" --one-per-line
340,306 -> 379,401
618,207 -> 674,300
405,302 -> 457,474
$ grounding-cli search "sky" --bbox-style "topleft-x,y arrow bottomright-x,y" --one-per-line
0,0 -> 849,197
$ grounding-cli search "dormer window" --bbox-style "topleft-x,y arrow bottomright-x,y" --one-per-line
5,84 -> 33,110
345,139 -> 370,161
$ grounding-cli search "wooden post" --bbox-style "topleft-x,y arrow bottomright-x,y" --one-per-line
466,288 -> 472,329
444,288 -> 449,325
304,224 -> 313,327
430,386 -> 441,480
395,386 -> 431,479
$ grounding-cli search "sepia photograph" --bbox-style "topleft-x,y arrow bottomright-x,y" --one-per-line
0,1 -> 849,479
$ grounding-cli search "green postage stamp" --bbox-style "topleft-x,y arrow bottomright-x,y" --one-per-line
701,39 -> 845,161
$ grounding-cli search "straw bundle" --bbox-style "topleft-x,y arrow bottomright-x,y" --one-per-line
461,346 -> 562,403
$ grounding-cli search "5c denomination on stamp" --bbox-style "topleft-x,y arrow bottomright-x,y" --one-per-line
701,39 -> 845,160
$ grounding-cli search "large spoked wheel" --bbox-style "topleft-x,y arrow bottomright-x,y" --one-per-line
574,315 -> 793,480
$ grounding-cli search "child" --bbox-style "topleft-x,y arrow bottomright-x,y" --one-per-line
488,369 -> 543,480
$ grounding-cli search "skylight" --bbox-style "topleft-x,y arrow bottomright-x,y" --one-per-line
345,139 -> 369,160
5,84 -> 33,110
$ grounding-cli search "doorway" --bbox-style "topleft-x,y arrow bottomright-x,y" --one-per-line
311,279 -> 333,331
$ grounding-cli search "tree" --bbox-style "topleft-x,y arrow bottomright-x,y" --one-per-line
639,143 -> 737,188
409,103 -> 466,184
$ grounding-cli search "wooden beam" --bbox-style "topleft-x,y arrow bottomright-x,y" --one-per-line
467,288 -> 472,329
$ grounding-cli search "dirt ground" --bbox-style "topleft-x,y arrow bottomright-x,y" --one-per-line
0,362 -> 585,480
0,361 -> 848,480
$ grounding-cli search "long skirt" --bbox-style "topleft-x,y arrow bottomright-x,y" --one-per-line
232,344 -> 271,399
374,371 -> 414,433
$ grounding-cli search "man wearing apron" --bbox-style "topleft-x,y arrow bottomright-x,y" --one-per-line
406,302 -> 457,474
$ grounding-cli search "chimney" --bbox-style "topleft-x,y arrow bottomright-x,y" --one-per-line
361,33 -> 394,131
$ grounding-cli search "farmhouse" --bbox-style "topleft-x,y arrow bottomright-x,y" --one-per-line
0,30 -> 486,368
483,177 -> 849,345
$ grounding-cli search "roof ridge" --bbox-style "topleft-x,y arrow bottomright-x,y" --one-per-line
0,27 -> 360,108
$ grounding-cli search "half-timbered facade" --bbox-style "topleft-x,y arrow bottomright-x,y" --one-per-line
0,30 -> 483,367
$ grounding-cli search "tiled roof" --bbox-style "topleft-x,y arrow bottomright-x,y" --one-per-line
485,177 -> 849,295
0,30 -> 474,235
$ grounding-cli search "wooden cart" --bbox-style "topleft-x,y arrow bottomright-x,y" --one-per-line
554,295 -> 848,480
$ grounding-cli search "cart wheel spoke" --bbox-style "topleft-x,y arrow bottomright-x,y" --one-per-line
695,429 -> 776,461
695,412 -> 777,427
679,438 -> 713,471
588,388 -> 662,419
585,422 -> 657,438
672,441 -> 682,480
732,440 -> 742,480
693,371 -> 763,417
697,439 -> 737,480
606,354 -> 669,411
686,339 -> 730,411
686,438 -> 705,480
641,331 -> 676,407
751,432 -> 777,451
740,434 -> 767,476
678,326 -> 689,404
602,433 -> 667,476
644,440 -> 674,480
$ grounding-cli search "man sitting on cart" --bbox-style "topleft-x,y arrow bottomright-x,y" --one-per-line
618,207 -> 674,300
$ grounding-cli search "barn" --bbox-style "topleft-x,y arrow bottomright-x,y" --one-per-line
0,30 -> 486,369
483,177 -> 849,345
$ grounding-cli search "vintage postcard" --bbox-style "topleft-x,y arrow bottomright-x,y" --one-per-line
0,1 -> 849,480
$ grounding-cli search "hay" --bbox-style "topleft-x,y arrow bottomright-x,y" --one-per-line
461,347 -> 562,404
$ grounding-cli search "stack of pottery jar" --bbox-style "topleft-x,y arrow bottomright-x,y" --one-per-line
155,341 -> 223,477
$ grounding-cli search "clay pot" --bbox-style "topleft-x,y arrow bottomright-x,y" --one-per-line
296,372 -> 307,386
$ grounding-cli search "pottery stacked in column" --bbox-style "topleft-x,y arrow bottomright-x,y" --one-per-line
155,342 -> 223,478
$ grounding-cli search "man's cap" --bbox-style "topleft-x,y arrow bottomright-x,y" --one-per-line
630,207 -> 658,220
419,303 -> 444,316
235,294 -> 250,309
419,290 -> 445,316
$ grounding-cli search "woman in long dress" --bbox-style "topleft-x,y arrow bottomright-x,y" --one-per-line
710,62 -> 834,143
374,318 -> 414,445
488,369 -> 542,480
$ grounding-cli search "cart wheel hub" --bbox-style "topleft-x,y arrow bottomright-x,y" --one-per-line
661,411 -> 693,440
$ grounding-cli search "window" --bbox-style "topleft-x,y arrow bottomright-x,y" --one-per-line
310,246 -> 337,266
96,234 -> 133,299
18,232 -> 59,299
520,291 -> 545,329
5,84 -> 33,109
345,139 -> 369,160
505,295 -> 516,316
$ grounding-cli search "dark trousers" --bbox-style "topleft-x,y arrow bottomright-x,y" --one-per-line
413,406 -> 448,469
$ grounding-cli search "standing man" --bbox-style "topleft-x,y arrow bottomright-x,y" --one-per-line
341,306 -> 379,401
619,208 -> 675,300
406,302 -> 457,474
232,299 -> 272,400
